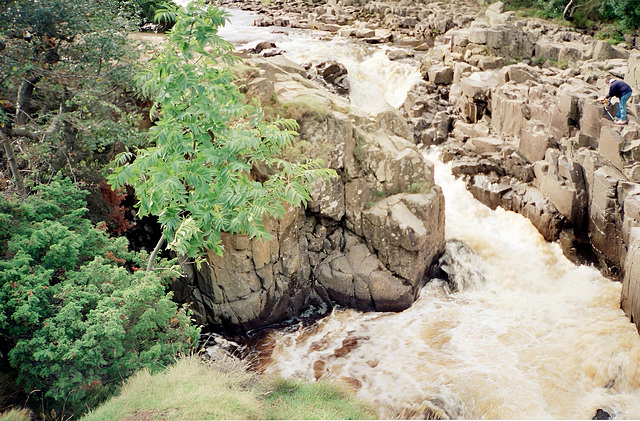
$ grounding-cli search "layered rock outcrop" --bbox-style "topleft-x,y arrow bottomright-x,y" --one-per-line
174,52 -> 445,332
410,4 -> 640,332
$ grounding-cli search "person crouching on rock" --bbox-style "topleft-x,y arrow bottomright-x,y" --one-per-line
598,76 -> 633,125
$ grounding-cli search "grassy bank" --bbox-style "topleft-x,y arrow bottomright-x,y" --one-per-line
78,356 -> 376,420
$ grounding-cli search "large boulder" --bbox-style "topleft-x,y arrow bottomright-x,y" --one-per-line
314,242 -> 414,312
317,189 -> 445,312
315,61 -> 351,95
627,52 -> 640,97
588,165 -> 627,274
586,40 -> 629,61
362,191 -> 445,287
174,206 -> 314,332
509,183 -> 565,241
533,149 -> 587,228
174,52 -> 447,332
518,122 -> 554,163
457,70 -> 500,123
491,83 -> 529,138
598,126 -> 626,171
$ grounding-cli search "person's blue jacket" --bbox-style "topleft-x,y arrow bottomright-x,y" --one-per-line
606,79 -> 633,99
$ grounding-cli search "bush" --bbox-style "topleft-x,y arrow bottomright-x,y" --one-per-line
608,0 -> 640,30
109,1 -> 334,260
126,0 -> 178,26
0,176 -> 199,417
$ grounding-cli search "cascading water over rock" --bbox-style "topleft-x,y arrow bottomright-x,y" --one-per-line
173,3 -> 640,418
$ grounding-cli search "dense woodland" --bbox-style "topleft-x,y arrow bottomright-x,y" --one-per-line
0,0 -> 638,418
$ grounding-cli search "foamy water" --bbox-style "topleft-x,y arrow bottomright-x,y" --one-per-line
260,154 -> 640,419
176,2 -> 422,113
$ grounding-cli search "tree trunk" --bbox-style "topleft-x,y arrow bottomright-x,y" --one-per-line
15,75 -> 41,126
0,130 -> 25,195
563,0 -> 575,21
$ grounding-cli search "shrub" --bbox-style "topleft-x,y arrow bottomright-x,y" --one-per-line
0,176 -> 199,417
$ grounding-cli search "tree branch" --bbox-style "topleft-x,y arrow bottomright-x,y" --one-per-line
15,75 -> 41,126
147,233 -> 166,273
563,0 -> 575,21
11,104 -> 65,143
0,130 -> 26,195
42,106 -> 65,142
11,127 -> 38,141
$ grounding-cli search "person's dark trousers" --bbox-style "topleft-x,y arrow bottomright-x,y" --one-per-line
617,91 -> 632,121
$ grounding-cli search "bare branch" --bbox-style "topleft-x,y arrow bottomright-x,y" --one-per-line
563,0 -> 575,21
11,105 -> 64,143
11,127 -> 38,141
0,130 -> 26,195
147,234 -> 166,273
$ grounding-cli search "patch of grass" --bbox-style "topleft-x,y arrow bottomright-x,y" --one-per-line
532,55 -> 547,66
282,96 -> 332,120
0,409 -> 31,421
277,137 -> 334,165
261,93 -> 332,122
408,182 -> 432,194
514,7 -> 550,19
264,378 -> 375,420
595,24 -> 626,44
81,357 -> 376,421
546,57 -> 569,69
82,357 -> 262,421
572,10 -> 595,30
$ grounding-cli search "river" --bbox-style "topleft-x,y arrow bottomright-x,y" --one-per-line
178,4 -> 640,419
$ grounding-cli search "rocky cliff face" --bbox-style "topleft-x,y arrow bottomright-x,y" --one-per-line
175,0 -> 640,334
173,52 -> 445,333
392,1 -> 640,332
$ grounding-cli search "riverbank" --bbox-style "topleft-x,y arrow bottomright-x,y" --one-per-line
80,356 -> 377,421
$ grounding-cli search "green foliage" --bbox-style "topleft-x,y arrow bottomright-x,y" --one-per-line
135,0 -> 178,26
603,0 -> 640,30
571,9 -> 596,29
0,175 -> 199,416
0,0 -> 145,188
108,1 -> 335,259
502,0 -> 640,30
595,25 -> 626,43
153,2 -> 179,28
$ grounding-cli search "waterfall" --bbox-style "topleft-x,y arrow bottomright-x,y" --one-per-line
173,5 -> 640,418
172,2 -> 423,112
215,7 -> 423,113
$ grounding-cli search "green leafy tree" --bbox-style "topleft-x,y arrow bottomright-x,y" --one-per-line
0,176 -> 199,416
132,0 -> 178,27
0,0 -> 145,193
108,1 -> 335,263
607,0 -> 640,29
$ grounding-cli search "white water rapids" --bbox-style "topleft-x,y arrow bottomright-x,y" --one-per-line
261,155 -> 640,418
215,8 -> 423,114
177,4 -> 640,418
